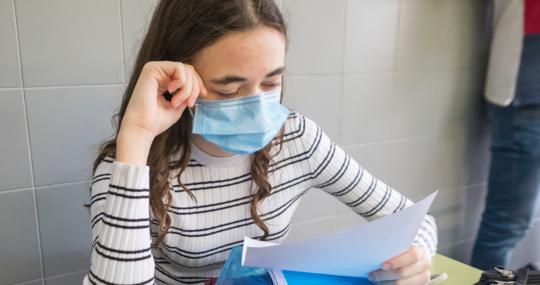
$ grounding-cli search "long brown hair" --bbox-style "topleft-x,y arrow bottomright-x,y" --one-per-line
90,0 -> 289,248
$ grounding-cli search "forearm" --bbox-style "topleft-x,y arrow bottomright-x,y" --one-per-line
86,161 -> 155,284
116,126 -> 155,166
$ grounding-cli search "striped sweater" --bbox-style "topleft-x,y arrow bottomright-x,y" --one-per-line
83,112 -> 438,285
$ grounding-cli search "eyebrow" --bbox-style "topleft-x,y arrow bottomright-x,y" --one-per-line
210,66 -> 285,85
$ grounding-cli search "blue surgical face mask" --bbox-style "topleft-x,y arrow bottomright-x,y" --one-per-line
191,89 -> 290,155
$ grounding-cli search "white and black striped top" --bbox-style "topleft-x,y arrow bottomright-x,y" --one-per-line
83,112 -> 438,285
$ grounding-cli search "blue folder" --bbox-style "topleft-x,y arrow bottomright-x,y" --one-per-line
216,246 -> 373,285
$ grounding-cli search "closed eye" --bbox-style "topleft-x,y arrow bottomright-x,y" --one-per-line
217,91 -> 237,98
216,81 -> 281,98
262,82 -> 280,88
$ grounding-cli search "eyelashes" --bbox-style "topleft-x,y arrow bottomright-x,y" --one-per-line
218,92 -> 237,98
217,83 -> 281,98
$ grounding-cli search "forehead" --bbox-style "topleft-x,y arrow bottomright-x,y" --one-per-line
192,26 -> 286,77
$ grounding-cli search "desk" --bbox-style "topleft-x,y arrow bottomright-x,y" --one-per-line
431,254 -> 482,285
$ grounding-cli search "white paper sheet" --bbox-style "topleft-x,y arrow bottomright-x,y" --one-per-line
242,191 -> 438,278
267,269 -> 288,285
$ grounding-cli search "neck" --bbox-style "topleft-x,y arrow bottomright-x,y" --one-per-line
191,134 -> 235,157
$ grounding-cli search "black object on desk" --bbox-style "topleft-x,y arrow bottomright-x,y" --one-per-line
474,265 -> 540,285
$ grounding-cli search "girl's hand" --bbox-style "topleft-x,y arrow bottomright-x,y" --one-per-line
120,61 -> 207,139
116,61 -> 207,165
367,245 -> 431,285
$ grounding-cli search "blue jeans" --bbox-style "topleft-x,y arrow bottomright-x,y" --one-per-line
471,103 -> 540,270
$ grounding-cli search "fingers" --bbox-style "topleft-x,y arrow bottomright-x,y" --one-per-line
170,67 -> 192,107
188,64 -> 208,102
167,63 -> 186,93
196,70 -> 208,97
368,246 -> 431,284
186,68 -> 207,107
369,255 -> 431,282
143,61 -> 207,109
143,61 -> 184,91
190,77 -> 200,107
384,246 -> 425,271
171,65 -> 202,109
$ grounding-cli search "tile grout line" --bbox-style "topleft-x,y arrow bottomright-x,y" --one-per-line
437,236 -> 475,251
390,0 -> 402,98
0,65 -> 479,92
35,179 -> 92,191
340,131 -> 453,149
284,66 -> 475,78
10,277 -> 44,285
0,83 -> 125,93
393,0 -> 403,73
0,186 -> 35,195
1,179 -> 92,194
0,87 -> 22,91
22,82 -> 124,90
335,0 -> 348,215
11,0 -> 46,283
42,268 -> 89,283
118,0 -> 126,84
425,181 -> 487,199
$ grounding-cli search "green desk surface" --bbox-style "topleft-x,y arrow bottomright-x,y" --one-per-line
431,254 -> 482,285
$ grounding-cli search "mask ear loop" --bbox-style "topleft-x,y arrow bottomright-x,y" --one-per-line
187,103 -> 198,117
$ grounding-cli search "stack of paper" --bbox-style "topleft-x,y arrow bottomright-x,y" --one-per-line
241,191 -> 438,284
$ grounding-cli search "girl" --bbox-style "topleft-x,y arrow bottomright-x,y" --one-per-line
84,0 -> 437,284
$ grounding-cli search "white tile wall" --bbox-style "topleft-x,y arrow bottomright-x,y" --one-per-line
0,0 -> 536,284
344,0 -> 399,73
0,189 -> 42,285
510,220 -> 540,269
25,85 -> 123,186
120,0 -> 158,82
284,74 -> 343,142
284,0 -> 535,268
0,0 -> 22,87
341,72 -> 399,144
36,181 -> 91,277
0,0 -> 129,283
13,280 -> 42,285
15,0 -> 124,87
282,0 -> 346,75
44,270 -> 88,285
396,0 -> 455,70
0,89 -> 33,191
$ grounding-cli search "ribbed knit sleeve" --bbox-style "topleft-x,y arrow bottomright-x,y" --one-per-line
300,115 -> 438,258
83,158 -> 155,284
